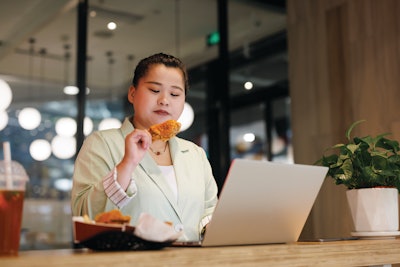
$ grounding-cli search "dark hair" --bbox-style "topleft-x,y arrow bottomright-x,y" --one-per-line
131,53 -> 189,93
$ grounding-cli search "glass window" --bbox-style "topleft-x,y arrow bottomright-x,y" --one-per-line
230,97 -> 292,163
0,0 -> 287,250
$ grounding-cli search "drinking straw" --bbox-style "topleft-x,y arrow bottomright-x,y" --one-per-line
3,142 -> 12,189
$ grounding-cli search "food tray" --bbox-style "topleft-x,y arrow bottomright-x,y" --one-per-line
73,218 -> 172,251
79,231 -> 173,251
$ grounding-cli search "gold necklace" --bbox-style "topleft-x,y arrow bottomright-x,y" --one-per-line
149,142 -> 168,156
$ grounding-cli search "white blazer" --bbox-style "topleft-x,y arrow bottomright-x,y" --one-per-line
71,117 -> 218,241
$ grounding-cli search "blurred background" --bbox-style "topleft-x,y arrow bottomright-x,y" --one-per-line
0,0 -> 291,249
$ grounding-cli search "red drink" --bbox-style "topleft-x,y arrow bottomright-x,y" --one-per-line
0,190 -> 25,256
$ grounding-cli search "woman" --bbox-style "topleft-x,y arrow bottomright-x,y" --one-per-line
71,53 -> 218,241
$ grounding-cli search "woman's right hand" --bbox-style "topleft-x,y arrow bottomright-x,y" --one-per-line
123,129 -> 152,165
116,129 -> 152,190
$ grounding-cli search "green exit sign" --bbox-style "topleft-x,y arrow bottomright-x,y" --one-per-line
206,31 -> 220,46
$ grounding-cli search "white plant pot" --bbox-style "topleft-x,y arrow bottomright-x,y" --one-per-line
346,188 -> 399,238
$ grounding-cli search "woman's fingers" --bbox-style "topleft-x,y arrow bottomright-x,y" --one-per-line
127,129 -> 152,150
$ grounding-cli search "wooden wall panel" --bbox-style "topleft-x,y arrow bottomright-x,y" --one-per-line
287,0 -> 400,239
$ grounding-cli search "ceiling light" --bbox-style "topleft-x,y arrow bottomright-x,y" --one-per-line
63,86 -> 90,95
63,85 -> 78,95
107,22 -> 117,30
18,107 -> 41,130
244,81 -> 253,90
0,79 -> 12,111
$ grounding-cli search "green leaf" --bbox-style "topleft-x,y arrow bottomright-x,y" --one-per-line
377,137 -> 400,152
346,143 -> 359,153
316,120 -> 400,192
340,159 -> 353,180
345,120 -> 366,141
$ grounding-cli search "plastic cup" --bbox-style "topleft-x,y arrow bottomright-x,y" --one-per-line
0,160 -> 29,256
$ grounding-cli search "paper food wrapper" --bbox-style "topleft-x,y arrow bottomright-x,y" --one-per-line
134,213 -> 183,242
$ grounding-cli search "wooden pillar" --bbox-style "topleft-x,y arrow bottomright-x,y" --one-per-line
287,0 -> 400,239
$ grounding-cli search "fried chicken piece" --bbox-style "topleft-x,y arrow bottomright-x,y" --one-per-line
148,120 -> 181,141
94,209 -> 131,224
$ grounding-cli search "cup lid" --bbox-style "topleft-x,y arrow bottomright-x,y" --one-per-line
0,160 -> 29,181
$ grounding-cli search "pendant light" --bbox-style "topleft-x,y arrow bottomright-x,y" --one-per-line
0,79 -> 11,130
53,115 -> 91,159
29,139 -> 51,161
62,43 -> 76,95
57,46 -> 79,139
51,135 -> 76,159
18,38 -> 42,130
98,51 -> 121,130
62,44 -> 90,96
18,107 -> 41,130
178,102 -> 194,132
55,117 -> 77,137
174,0 -> 194,132
0,79 -> 12,111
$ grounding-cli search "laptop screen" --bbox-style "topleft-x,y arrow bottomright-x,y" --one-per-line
200,159 -> 327,247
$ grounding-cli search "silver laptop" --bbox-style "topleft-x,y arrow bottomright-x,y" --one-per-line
174,158 -> 327,247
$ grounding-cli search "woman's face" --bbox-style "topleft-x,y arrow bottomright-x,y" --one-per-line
129,64 -> 186,129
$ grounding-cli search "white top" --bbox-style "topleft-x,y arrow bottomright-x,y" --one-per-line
158,165 -> 178,201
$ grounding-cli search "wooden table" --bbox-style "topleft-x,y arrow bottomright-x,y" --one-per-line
2,239 -> 400,267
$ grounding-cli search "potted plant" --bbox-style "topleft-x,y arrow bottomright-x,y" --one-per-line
317,120 -> 400,238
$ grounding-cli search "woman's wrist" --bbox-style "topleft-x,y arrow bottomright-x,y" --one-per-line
115,160 -> 136,190
103,167 -> 136,208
